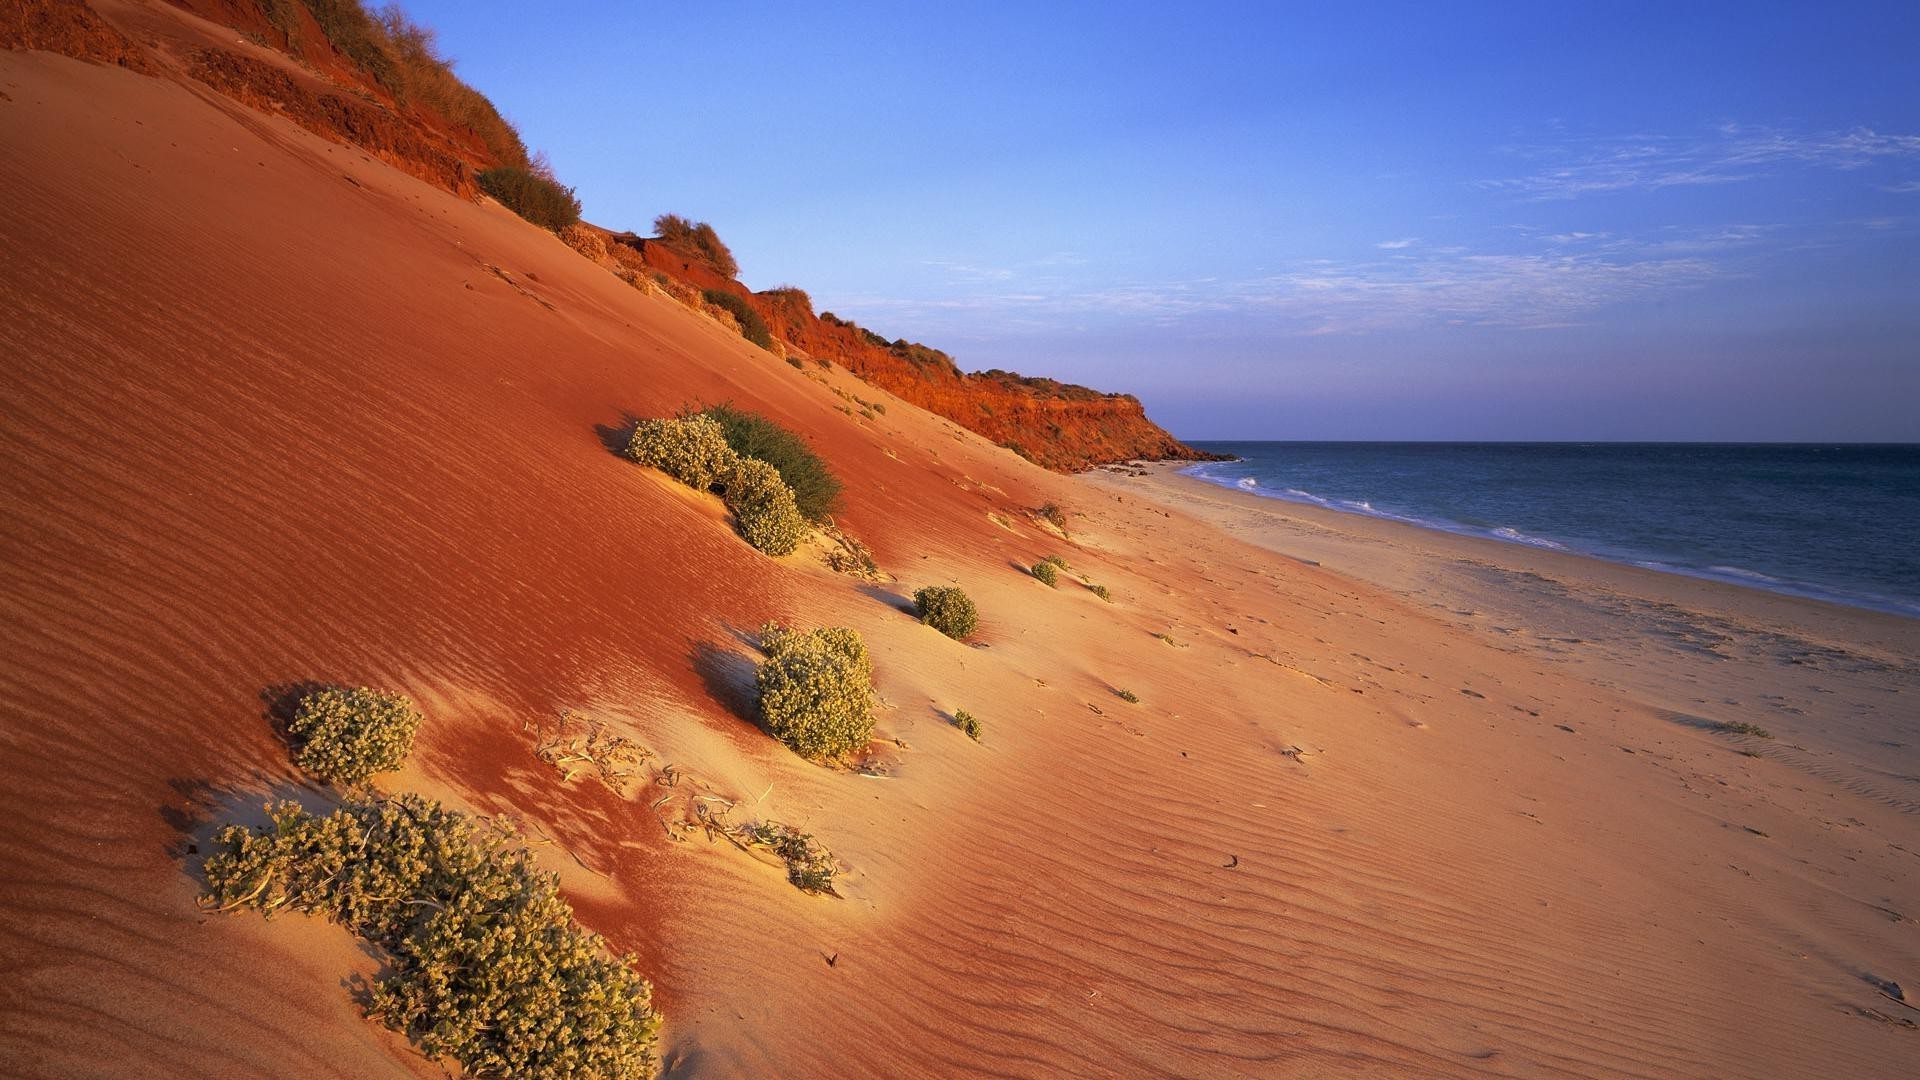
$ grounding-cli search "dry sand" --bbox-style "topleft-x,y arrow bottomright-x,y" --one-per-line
2,33 -> 1917,1080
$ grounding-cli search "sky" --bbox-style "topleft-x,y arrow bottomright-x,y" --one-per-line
404,1 -> 1919,440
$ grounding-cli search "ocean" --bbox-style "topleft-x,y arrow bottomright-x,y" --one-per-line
1183,442 -> 1920,618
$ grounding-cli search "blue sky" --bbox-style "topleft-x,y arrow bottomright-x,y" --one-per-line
407,1 -> 1919,440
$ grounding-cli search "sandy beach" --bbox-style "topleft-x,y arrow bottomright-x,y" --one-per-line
3,24 -> 1918,1078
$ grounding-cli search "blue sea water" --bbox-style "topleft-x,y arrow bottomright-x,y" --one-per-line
1183,443 -> 1920,618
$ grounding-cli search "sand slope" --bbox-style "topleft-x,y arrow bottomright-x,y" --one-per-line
2,44 -> 1916,1079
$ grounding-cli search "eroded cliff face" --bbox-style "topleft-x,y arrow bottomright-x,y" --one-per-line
619,236 -> 1216,472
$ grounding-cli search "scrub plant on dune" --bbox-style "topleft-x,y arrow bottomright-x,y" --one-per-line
755,624 -> 875,760
734,821 -> 838,895
724,458 -> 808,556
692,403 -> 843,523
953,710 -> 982,741
626,414 -> 736,490
913,585 -> 979,640
202,795 -> 660,1078
625,413 -> 813,555
1030,561 -> 1059,587
285,685 -> 422,787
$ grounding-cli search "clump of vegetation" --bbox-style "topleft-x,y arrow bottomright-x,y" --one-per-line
476,164 -> 580,232
695,403 -> 842,522
1041,554 -> 1069,570
755,624 -> 875,760
1031,561 -> 1059,587
1157,631 -> 1184,647
725,458 -> 808,556
735,821 -> 837,894
534,713 -> 650,794
701,289 -> 773,350
653,214 -> 739,277
953,710 -> 982,741
1036,502 -> 1069,533
1712,720 -> 1775,739
1114,688 -> 1140,704
285,685 -> 422,786
1086,582 -> 1112,602
914,586 -> 979,640
627,414 -> 736,490
203,795 -> 659,1077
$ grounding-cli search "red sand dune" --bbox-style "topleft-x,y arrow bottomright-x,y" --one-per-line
3,6 -> 1918,1077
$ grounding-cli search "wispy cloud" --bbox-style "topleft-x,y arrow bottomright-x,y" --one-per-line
1375,237 -> 1420,249
1487,124 -> 1920,199
846,239 -> 1732,337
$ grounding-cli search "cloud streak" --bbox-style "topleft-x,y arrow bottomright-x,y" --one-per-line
1487,124 -> 1920,199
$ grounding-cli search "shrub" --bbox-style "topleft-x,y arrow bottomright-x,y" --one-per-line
285,686 -> 421,786
695,403 -> 842,522
913,586 -> 978,640
203,796 -> 660,1078
654,214 -> 739,277
954,710 -> 982,741
627,414 -> 737,490
724,459 -> 809,556
1036,502 -> 1068,532
755,624 -> 874,760
1087,582 -> 1112,602
1712,720 -> 1774,739
1042,553 -> 1068,569
1031,561 -> 1058,587
736,821 -> 837,894
700,290 -> 773,349
1114,688 -> 1140,704
476,165 -> 581,232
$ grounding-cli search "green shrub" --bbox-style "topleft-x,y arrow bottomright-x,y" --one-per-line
627,414 -> 737,490
654,214 -> 740,277
1712,720 -> 1774,739
286,686 -> 421,786
694,403 -> 843,522
737,821 -> 837,894
476,166 -> 580,232
700,290 -> 772,349
755,624 -> 874,760
203,796 -> 659,1077
1042,553 -> 1068,569
1036,502 -> 1068,532
914,586 -> 978,640
954,710 -> 982,741
1031,561 -> 1058,587
1114,688 -> 1140,704
724,459 -> 808,556
1087,582 -> 1112,602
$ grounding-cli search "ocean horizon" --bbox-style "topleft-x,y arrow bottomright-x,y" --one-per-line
1183,441 -> 1920,618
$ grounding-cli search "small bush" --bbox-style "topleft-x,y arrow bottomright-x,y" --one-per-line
1031,561 -> 1058,587
695,403 -> 842,522
654,214 -> 740,277
702,289 -> 773,349
756,624 -> 874,760
476,165 -> 580,232
724,458 -> 809,556
1087,582 -> 1112,602
203,795 -> 659,1077
1114,688 -> 1140,704
285,685 -> 421,786
914,586 -> 978,640
736,821 -> 837,894
627,414 -> 737,490
1712,720 -> 1774,739
1042,554 -> 1068,569
954,710 -> 982,741
1036,502 -> 1068,532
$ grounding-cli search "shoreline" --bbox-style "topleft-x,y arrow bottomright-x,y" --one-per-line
1158,450 -> 1919,620
1089,460 -> 1919,757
